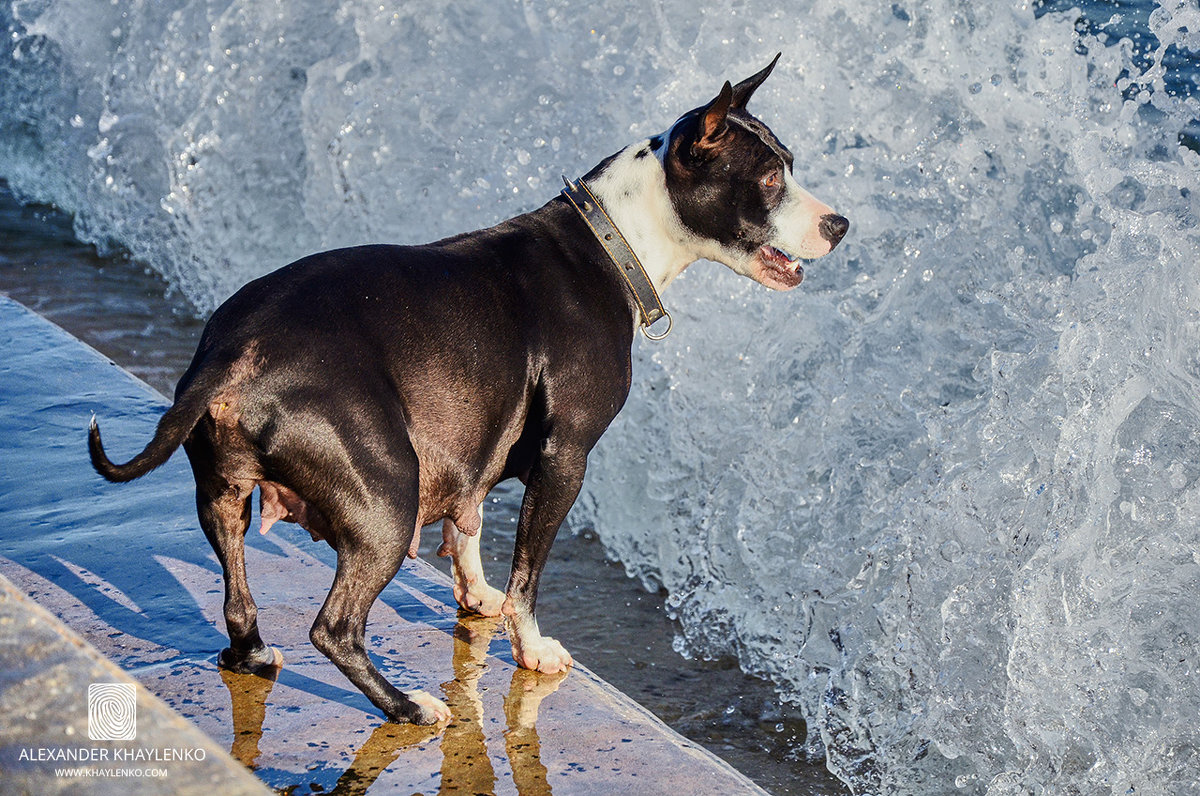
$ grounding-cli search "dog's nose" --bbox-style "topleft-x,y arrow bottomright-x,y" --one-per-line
820,214 -> 850,248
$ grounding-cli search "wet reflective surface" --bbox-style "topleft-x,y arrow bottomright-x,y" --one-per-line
213,615 -> 573,795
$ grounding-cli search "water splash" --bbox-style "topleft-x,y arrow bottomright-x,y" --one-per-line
3,0 -> 1199,791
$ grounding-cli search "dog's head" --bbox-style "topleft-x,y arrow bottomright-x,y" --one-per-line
659,55 -> 848,290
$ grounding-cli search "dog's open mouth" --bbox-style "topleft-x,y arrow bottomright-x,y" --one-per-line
755,244 -> 805,289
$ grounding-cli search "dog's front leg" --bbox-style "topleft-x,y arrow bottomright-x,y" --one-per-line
503,440 -> 585,673
438,505 -> 505,616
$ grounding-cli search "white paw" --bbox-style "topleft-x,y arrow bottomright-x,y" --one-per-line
454,580 -> 506,617
408,690 -> 452,724
511,634 -> 574,674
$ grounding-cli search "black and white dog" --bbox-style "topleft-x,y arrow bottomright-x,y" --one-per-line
89,56 -> 847,725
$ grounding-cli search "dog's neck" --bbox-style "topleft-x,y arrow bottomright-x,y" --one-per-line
584,140 -> 699,294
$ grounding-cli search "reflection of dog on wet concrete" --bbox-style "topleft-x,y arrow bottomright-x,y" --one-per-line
219,614 -> 562,792
89,55 -> 848,724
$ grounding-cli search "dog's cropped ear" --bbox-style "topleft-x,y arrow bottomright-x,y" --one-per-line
692,80 -> 733,160
731,52 -> 781,109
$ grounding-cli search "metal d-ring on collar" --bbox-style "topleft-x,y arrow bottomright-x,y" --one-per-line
561,176 -> 673,341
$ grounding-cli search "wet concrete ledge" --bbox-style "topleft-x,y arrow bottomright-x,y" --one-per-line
0,571 -> 272,795
0,295 -> 769,795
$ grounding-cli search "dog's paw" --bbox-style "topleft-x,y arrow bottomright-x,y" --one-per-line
454,581 -> 506,617
511,635 -> 574,674
404,690 -> 452,725
218,645 -> 283,674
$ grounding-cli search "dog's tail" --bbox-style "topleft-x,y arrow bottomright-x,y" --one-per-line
88,373 -> 218,483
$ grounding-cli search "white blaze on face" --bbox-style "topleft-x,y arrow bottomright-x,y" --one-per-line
771,170 -> 838,260
734,168 -> 843,292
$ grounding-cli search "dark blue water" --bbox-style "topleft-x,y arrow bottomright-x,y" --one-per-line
1037,0 -> 1200,145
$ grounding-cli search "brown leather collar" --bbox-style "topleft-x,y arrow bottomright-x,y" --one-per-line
561,176 -> 673,340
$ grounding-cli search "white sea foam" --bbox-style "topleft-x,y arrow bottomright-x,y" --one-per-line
3,1 -> 1199,791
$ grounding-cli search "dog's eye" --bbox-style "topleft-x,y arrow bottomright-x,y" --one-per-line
761,170 -> 782,190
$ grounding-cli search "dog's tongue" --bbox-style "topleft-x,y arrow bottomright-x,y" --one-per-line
760,245 -> 797,270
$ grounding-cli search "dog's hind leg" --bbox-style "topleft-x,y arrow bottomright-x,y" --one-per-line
184,424 -> 281,674
190,473 -> 282,673
438,505 -> 505,617
308,450 -> 451,725
312,534 -> 452,723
